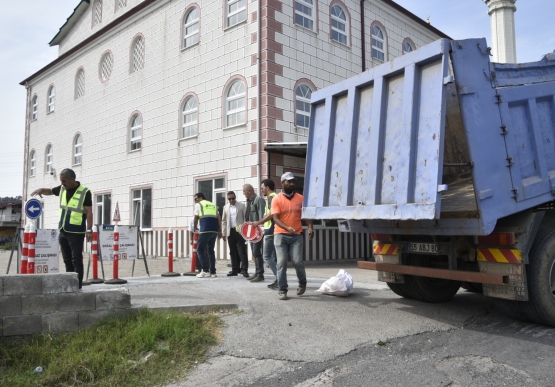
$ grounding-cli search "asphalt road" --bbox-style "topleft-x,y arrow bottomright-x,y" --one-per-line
2,252 -> 554,386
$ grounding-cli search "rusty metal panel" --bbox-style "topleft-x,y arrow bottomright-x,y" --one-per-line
304,39 -> 452,221
479,261 -> 528,301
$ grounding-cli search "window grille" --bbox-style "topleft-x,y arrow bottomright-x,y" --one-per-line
29,151 -> 36,177
294,0 -> 314,30
183,8 -> 199,48
295,84 -> 312,129
45,145 -> 53,174
100,52 -> 113,81
132,37 -> 145,72
75,70 -> 85,99
331,5 -> 347,45
116,0 -> 126,10
226,81 -> 246,127
371,25 -> 385,61
31,96 -> 38,120
74,134 -> 82,165
182,97 -> 198,138
226,0 -> 246,27
47,86 -> 55,113
130,114 -> 142,150
93,0 -> 102,26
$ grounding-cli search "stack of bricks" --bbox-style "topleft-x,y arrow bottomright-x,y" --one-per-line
0,273 -> 131,336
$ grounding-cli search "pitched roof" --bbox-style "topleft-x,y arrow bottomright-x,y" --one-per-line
0,201 -> 22,210
49,0 -> 91,47
382,0 -> 451,39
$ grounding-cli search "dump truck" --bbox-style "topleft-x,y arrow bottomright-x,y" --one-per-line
303,38 -> 555,326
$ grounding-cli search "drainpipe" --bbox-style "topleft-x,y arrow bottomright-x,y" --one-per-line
360,0 -> 366,72
21,83 -> 31,227
256,0 -> 262,189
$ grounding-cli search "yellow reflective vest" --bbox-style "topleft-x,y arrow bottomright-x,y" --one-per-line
59,185 -> 90,233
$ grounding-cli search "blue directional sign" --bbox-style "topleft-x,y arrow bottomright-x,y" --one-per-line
25,199 -> 43,220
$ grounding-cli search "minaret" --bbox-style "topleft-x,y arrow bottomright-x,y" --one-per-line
483,0 -> 517,63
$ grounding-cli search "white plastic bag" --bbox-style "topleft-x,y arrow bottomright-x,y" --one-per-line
316,269 -> 354,297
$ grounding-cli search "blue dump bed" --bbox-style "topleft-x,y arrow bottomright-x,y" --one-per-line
303,38 -> 555,235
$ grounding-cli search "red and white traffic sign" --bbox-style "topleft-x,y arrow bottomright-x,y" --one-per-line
240,222 -> 263,242
112,201 -> 121,222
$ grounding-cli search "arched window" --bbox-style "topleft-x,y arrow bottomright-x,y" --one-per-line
29,150 -> 36,177
93,0 -> 102,26
45,144 -> 53,174
402,39 -> 415,54
129,113 -> 142,151
226,0 -> 246,28
181,96 -> 198,138
295,84 -> 312,129
182,8 -> 199,48
371,24 -> 386,61
73,134 -> 83,165
294,0 -> 314,30
225,81 -> 246,127
131,35 -> 145,73
31,95 -> 38,121
331,4 -> 347,45
99,51 -> 114,81
116,0 -> 127,11
75,69 -> 85,99
47,86 -> 55,113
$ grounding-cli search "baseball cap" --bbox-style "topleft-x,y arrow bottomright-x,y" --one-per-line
281,172 -> 295,181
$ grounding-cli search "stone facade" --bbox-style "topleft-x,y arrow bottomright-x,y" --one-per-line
22,0 -> 445,244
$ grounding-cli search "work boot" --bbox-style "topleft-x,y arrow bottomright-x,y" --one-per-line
267,280 -> 278,290
247,274 -> 259,281
250,275 -> 264,282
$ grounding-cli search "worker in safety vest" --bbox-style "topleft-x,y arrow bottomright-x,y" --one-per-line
254,179 -> 278,290
30,168 -> 93,289
193,192 -> 222,278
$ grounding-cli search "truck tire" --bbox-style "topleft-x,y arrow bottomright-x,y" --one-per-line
402,255 -> 461,303
386,283 -> 413,299
495,229 -> 555,326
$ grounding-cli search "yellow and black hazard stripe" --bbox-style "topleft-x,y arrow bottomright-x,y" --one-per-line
477,248 -> 522,263
373,243 -> 398,255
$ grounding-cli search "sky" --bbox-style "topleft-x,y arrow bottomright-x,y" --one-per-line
1,0 -> 555,198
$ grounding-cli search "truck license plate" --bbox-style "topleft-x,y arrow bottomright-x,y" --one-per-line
409,243 -> 439,254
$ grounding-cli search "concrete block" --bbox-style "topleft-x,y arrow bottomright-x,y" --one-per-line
21,294 -> 60,315
78,309 -> 134,329
3,315 -> 42,336
0,296 -> 22,317
95,290 -> 131,310
43,312 -> 79,334
42,273 -> 79,294
3,275 -> 42,296
59,292 -> 96,312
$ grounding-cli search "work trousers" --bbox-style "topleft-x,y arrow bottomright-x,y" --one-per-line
197,232 -> 217,274
58,230 -> 85,288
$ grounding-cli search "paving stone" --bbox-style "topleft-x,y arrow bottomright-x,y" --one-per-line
3,315 -> 42,336
42,273 -> 79,294
0,295 -> 22,317
3,275 -> 42,296
59,292 -> 96,312
21,294 -> 59,315
42,312 -> 79,334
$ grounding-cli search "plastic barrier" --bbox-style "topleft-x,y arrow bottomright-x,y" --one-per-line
105,224 -> 127,284
89,225 -> 104,284
162,228 -> 180,277
27,223 -> 36,274
21,224 -> 29,274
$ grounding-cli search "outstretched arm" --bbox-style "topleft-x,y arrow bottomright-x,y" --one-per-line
30,188 -> 53,198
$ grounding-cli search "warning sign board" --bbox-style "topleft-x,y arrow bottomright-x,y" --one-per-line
112,202 -> 121,222
98,225 -> 138,260
31,229 -> 60,274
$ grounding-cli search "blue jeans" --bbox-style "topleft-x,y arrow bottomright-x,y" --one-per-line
197,233 -> 217,274
263,235 -> 277,277
274,233 -> 306,292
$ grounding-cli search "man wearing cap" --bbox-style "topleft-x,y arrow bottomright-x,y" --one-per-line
271,172 -> 314,300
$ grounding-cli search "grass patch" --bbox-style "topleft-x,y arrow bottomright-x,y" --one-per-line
0,308 -> 223,387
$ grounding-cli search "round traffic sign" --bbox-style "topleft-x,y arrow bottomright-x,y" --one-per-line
25,199 -> 43,220
251,225 -> 263,243
240,222 -> 262,241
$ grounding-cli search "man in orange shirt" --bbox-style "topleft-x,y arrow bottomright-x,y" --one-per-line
271,172 -> 314,300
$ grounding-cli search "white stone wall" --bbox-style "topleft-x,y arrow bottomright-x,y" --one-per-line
29,0 -> 258,230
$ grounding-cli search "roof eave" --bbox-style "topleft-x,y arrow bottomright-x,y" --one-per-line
49,0 -> 91,47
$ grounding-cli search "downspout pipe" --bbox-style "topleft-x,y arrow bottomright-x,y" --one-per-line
256,0 -> 262,190
21,83 -> 31,227
360,0 -> 366,72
